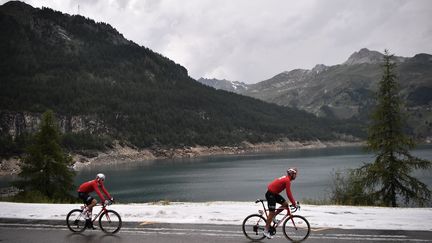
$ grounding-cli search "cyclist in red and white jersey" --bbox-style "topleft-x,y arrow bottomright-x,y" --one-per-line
263,168 -> 298,239
77,173 -> 114,228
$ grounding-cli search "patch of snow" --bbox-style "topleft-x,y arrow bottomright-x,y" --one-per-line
0,202 -> 431,231
57,27 -> 71,41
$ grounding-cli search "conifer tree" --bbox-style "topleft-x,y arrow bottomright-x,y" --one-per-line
18,110 -> 75,200
356,50 -> 431,206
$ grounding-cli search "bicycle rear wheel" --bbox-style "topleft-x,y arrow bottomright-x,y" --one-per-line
99,210 -> 122,234
66,209 -> 86,233
242,214 -> 267,241
282,215 -> 310,242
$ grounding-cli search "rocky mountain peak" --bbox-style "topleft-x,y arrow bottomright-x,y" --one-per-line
344,48 -> 384,65
311,64 -> 328,74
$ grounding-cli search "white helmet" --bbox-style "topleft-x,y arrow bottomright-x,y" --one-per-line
287,168 -> 298,177
96,173 -> 105,181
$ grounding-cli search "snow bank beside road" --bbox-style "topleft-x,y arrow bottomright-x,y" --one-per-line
0,201 -> 431,231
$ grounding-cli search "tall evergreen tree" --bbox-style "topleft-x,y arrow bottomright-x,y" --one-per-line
355,50 -> 431,206
18,110 -> 75,200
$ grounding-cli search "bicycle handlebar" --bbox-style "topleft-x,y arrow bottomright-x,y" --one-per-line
94,200 -> 114,207
290,202 -> 300,213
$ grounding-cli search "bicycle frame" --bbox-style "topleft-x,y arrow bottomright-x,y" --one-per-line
255,199 -> 299,230
85,203 -> 110,223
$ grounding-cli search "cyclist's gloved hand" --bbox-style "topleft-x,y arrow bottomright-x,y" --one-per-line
104,199 -> 111,206
290,203 -> 300,211
110,197 -> 115,203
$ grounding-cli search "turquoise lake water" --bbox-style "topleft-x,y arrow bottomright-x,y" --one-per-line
1,145 -> 431,203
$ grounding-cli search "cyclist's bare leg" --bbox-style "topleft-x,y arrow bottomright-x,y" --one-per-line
84,199 -> 97,217
265,211 -> 276,231
88,199 -> 97,212
266,201 -> 289,230
275,201 -> 289,215
83,199 -> 97,229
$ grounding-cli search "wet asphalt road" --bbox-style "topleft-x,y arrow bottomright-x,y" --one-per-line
0,219 -> 431,243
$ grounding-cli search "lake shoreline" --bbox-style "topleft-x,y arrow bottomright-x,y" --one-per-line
71,139 -> 365,170
1,139 -> 365,176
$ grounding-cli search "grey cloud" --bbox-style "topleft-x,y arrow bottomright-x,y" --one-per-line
2,0 -> 431,83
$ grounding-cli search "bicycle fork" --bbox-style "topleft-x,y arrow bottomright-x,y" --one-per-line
289,216 -> 298,230
101,208 -> 113,223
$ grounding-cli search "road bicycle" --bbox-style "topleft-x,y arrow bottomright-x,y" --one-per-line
242,199 -> 310,242
66,202 -> 122,234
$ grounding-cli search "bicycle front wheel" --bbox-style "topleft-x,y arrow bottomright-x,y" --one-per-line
282,215 -> 310,242
66,209 -> 86,233
99,210 -> 122,234
242,214 -> 267,241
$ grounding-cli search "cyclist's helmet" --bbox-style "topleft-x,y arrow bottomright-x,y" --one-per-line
287,168 -> 298,180
96,173 -> 105,182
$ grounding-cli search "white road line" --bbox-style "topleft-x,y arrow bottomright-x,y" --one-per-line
129,227 -> 240,233
120,230 -> 243,237
308,235 -> 431,242
311,227 -> 332,232
0,223 -> 65,228
316,233 -> 408,238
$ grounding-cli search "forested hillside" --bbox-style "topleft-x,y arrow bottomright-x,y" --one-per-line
0,1 -> 361,157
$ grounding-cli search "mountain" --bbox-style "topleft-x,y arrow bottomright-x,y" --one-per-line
202,48 -> 432,140
343,48 -> 408,65
343,48 -> 384,65
239,49 -> 432,140
0,1 -> 357,156
197,78 -> 249,93
244,59 -> 381,119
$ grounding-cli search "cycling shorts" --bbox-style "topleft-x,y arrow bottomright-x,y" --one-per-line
78,192 -> 94,205
265,190 -> 286,212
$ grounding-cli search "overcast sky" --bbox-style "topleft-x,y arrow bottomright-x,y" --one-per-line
4,0 -> 432,83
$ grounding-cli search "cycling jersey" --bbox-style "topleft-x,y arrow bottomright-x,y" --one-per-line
78,179 -> 111,202
267,175 -> 296,205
